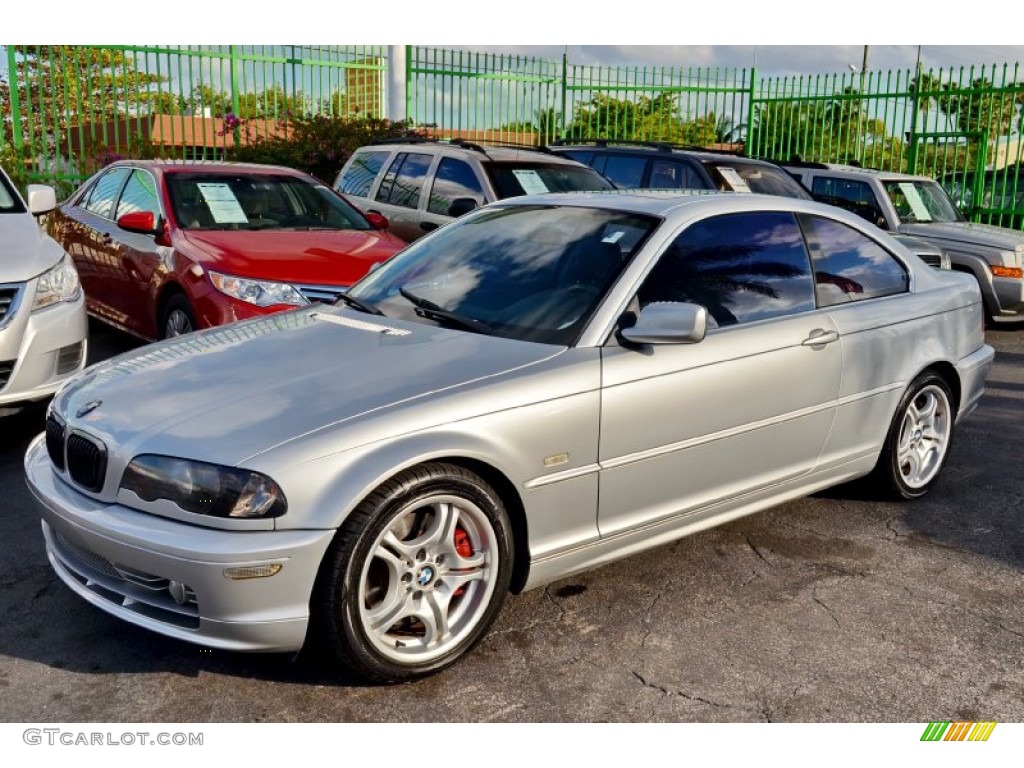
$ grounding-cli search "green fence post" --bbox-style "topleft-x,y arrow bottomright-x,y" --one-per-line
560,50 -> 568,140
747,65 -> 757,155
404,45 -> 412,125
229,45 -> 241,146
7,46 -> 24,153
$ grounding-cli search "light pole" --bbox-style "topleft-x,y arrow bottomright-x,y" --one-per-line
848,47 -> 868,165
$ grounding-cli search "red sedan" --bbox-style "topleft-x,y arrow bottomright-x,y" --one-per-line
48,160 -> 407,340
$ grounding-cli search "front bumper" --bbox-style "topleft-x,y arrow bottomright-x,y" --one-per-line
25,435 -> 335,653
989,273 -> 1024,321
0,291 -> 87,407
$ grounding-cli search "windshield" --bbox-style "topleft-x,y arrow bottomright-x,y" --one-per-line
0,170 -> 26,214
165,172 -> 374,231
348,204 -> 658,346
486,163 -> 614,199
883,179 -> 963,224
705,162 -> 813,200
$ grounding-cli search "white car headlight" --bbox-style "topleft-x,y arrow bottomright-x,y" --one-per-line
120,455 -> 287,519
209,270 -> 309,307
32,255 -> 81,311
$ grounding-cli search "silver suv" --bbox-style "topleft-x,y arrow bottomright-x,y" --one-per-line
0,166 -> 87,411
333,139 -> 614,243
786,162 -> 1024,323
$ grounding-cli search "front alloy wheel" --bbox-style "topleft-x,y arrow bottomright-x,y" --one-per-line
311,463 -> 513,682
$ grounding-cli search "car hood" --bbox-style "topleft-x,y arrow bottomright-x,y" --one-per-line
898,221 -> 1024,249
182,229 -> 405,285
0,213 -> 65,282
51,306 -> 563,467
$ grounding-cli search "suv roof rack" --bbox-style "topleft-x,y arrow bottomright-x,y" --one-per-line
549,138 -> 747,157
367,136 -> 554,156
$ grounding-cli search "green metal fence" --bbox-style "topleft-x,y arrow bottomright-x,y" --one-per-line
3,45 -> 1023,228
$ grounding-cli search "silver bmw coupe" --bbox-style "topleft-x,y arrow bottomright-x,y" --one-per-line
26,190 -> 994,682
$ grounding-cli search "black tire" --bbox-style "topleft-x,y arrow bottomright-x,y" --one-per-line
870,371 -> 955,500
310,462 -> 513,683
160,294 -> 197,339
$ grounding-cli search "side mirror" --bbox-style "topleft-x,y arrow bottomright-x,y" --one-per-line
447,197 -> 479,218
117,210 -> 159,234
27,185 -> 57,216
365,212 -> 389,230
619,302 -> 708,346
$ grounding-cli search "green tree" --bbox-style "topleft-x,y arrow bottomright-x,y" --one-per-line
567,93 -> 681,141
0,46 -> 165,152
939,77 -> 1023,145
227,114 -> 423,183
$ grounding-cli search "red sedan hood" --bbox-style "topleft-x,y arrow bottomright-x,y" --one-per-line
182,229 -> 405,285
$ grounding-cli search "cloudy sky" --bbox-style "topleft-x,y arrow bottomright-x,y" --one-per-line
30,0 -> 1024,79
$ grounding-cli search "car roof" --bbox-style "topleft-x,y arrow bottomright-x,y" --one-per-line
551,142 -> 775,166
489,188 -> 848,219
784,162 -> 933,183
107,159 -> 311,177
356,139 -> 587,166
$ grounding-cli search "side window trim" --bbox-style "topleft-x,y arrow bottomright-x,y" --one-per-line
114,169 -> 163,223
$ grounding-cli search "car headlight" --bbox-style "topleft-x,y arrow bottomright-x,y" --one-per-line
209,270 -> 309,307
32,255 -> 81,311
120,455 -> 287,519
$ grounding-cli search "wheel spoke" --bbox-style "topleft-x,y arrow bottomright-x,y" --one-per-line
916,393 -> 938,428
416,501 -> 459,550
418,590 -> 452,647
444,566 -> 487,593
380,530 -> 417,565
367,585 -> 413,634
900,448 -> 922,482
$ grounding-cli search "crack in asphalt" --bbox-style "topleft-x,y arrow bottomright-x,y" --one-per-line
811,590 -> 841,629
630,670 -> 727,709
745,536 -> 772,567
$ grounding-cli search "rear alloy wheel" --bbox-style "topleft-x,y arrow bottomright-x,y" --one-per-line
311,463 -> 513,683
872,372 -> 955,499
161,294 -> 197,339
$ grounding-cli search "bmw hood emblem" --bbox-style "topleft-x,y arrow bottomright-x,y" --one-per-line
76,400 -> 103,418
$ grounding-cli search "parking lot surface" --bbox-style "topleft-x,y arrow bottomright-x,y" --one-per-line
1,320 -> 1022,722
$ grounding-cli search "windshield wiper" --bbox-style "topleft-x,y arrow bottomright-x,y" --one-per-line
333,292 -> 385,316
399,287 -> 493,335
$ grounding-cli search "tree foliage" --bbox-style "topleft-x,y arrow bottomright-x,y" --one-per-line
0,46 -> 165,151
227,114 -> 423,183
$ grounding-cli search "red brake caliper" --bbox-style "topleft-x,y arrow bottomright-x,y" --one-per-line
453,527 -> 472,596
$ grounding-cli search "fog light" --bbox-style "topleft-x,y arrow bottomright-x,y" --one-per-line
224,564 -> 283,580
168,580 -> 190,605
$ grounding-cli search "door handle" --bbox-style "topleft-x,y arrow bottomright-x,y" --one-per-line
802,329 -> 839,346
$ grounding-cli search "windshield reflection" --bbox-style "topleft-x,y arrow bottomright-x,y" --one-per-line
349,205 -> 658,346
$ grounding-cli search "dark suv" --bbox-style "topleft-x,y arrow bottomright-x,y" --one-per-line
547,140 -> 813,199
334,138 -> 613,243
550,140 -> 948,271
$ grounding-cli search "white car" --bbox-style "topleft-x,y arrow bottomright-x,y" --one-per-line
0,166 -> 87,411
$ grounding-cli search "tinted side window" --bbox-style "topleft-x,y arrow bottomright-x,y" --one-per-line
798,213 -> 909,306
708,163 -> 812,199
83,167 -> 131,219
115,170 -> 161,220
810,176 -> 886,227
649,160 -> 703,189
600,154 -> 647,188
427,158 -> 486,215
337,150 -> 389,197
374,152 -> 432,209
638,211 -> 815,327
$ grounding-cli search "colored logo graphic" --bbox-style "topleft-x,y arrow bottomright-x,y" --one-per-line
921,722 -> 997,741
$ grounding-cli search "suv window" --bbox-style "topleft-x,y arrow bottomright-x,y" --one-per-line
810,175 -> 887,226
597,154 -> 647,188
337,150 -> 390,197
649,160 -> 701,189
115,170 -> 161,221
706,162 -> 811,199
83,166 -> 131,219
637,211 -> 816,327
486,163 -> 612,198
375,152 -> 433,209
427,157 -> 486,215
